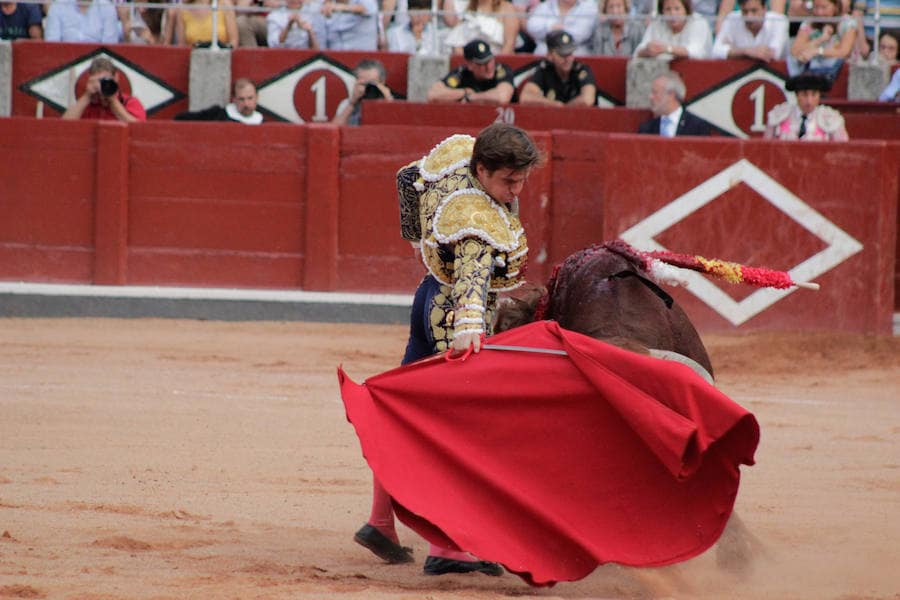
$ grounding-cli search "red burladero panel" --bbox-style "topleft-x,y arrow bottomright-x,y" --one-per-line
126,121 -> 308,288
600,134 -> 896,333
0,117 -> 97,281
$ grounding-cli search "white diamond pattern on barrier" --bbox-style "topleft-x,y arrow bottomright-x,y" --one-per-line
620,159 -> 863,326
256,56 -> 356,123
22,50 -> 180,114
686,67 -> 790,139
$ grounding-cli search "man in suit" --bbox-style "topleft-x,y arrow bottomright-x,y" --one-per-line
638,72 -> 712,137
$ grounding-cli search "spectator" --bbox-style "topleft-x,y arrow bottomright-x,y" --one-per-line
875,30 -> 899,64
715,0 -> 786,34
62,57 -> 147,122
444,0 -> 518,55
511,0 -> 541,52
174,0 -> 240,47
847,0 -> 871,60
855,0 -> 900,42
1,1 -> 43,39
441,0 -> 468,29
631,0 -> 658,18
267,0 -> 324,48
765,72 -> 848,139
878,67 -> 900,100
788,0 -> 858,80
45,0 -> 120,42
634,0 -> 713,58
123,0 -> 167,43
593,0 -> 646,56
160,5 -> 178,43
520,30 -> 597,105
321,0 -> 378,50
379,0 -> 409,49
427,38 -> 516,104
691,0 -> 721,19
712,0 -> 789,60
116,2 -> 136,43
174,78 -> 264,123
638,71 -> 712,135
236,0 -> 276,47
332,59 -> 396,125
787,0 -> 813,36
386,0 -> 443,53
526,0 -> 597,55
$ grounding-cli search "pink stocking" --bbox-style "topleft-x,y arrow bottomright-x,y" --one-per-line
367,476 -> 398,543
369,476 -> 473,561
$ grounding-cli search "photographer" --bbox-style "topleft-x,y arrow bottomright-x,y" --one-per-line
62,57 -> 147,123
332,59 -> 394,126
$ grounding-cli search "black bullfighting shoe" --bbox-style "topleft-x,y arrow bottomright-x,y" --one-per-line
423,556 -> 504,576
353,524 -> 414,564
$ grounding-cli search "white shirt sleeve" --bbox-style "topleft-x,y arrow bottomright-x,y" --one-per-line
566,0 -> 598,49
266,11 -> 285,48
879,70 -> 900,102
100,2 -> 120,43
765,13 -> 789,60
711,13 -> 739,59
632,18 -> 659,56
526,1 -> 556,46
680,14 -> 712,59
45,4 -> 62,41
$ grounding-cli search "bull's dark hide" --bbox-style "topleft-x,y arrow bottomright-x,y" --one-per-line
497,244 -> 714,377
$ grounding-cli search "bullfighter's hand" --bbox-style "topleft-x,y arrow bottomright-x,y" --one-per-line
451,330 -> 482,354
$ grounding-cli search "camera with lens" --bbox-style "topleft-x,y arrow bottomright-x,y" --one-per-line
361,82 -> 385,101
99,77 -> 119,97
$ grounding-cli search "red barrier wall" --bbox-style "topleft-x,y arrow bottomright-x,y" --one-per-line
0,118 -> 96,281
361,101 -> 652,133
827,99 -> 900,113
842,113 -> 900,140
127,121 -> 309,287
598,134 -> 898,333
360,101 -> 899,141
0,117 -> 896,333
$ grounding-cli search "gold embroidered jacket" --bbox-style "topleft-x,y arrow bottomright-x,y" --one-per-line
397,134 -> 528,350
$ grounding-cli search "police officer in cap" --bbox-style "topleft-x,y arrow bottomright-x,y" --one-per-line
520,30 -> 597,107
427,39 -> 515,105
765,72 -> 848,141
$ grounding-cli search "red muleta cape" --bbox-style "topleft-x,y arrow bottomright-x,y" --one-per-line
338,320 -> 759,586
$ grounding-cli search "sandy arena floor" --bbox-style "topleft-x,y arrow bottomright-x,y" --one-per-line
1,318 -> 898,600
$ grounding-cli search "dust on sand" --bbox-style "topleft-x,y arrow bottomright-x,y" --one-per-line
1,319 -> 898,599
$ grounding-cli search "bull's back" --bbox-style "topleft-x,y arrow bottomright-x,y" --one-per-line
550,260 -> 714,378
